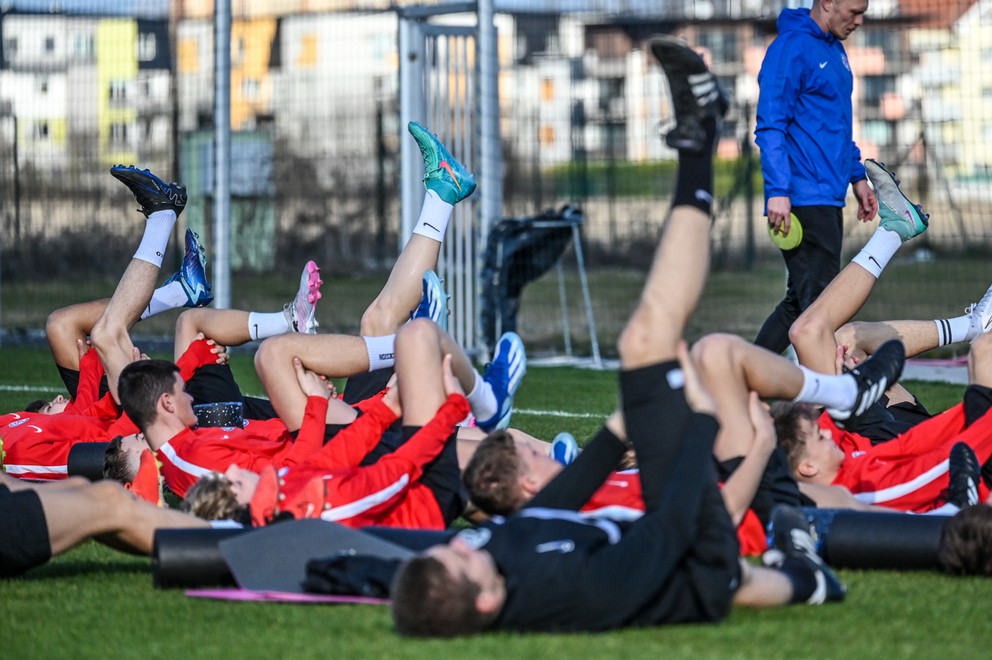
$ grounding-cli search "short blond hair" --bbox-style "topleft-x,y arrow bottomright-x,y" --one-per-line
181,472 -> 245,521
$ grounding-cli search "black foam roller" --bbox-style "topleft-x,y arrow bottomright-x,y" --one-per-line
363,526 -> 456,551
152,527 -> 248,589
67,442 -> 110,481
820,510 -> 948,570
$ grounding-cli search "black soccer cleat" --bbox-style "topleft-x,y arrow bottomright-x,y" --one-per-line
827,339 -> 905,427
763,504 -> 846,604
649,34 -> 728,153
111,165 -> 187,218
947,442 -> 980,509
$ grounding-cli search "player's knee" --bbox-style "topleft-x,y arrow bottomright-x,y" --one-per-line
618,307 -> 656,359
361,296 -> 400,337
396,318 -> 436,352
691,333 -> 737,368
253,335 -> 287,379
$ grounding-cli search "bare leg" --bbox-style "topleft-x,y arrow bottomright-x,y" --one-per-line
968,332 -> 992,387
29,480 -> 207,557
91,259 -> 162,402
618,206 -> 710,368
361,234 -> 441,336
174,308 -> 254,358
834,319 -> 939,364
254,333 -> 371,430
395,319 -> 449,426
732,561 -> 792,607
46,300 -> 111,371
691,333 -> 805,460
789,263 -> 876,374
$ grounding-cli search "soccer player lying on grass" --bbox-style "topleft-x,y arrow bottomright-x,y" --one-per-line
1,161 -> 333,488
184,320 -> 480,531
773,332 -> 992,514
389,37 -> 864,637
0,469 -> 208,579
787,158 -> 992,444
693,158 -> 992,516
0,165 -> 209,480
465,391 -> 778,555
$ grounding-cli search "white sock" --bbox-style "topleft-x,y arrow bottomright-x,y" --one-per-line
412,190 -> 452,242
364,335 -> 396,371
140,281 -> 188,319
466,371 -> 498,422
850,227 -> 903,279
248,311 -> 291,341
792,365 -> 858,410
935,315 -> 974,345
133,210 -> 177,267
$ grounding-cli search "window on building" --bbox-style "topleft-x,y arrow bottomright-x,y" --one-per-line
541,78 -> 555,101
539,124 -> 556,145
5,38 -> 17,56
30,121 -> 50,140
138,33 -> 157,62
72,34 -> 94,59
109,80 -> 128,103
242,78 -> 260,100
44,36 -> 55,53
38,77 -> 49,94
110,122 -> 129,145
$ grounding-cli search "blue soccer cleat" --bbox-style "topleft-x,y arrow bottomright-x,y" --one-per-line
411,269 -> 450,333
111,164 -> 187,218
475,332 -> 527,432
407,121 -> 477,205
162,229 -> 213,307
550,432 -> 580,466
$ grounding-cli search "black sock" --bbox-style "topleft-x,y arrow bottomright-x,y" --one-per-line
671,117 -> 716,215
778,557 -> 819,604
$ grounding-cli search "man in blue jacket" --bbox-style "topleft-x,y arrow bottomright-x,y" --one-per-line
754,0 -> 878,354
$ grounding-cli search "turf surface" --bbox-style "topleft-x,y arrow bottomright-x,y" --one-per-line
1,346 -> 989,657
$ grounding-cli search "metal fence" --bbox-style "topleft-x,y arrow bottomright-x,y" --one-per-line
2,0 -> 991,359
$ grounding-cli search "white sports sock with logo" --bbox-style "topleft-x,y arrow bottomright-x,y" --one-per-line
248,311 -> 292,341
412,190 -> 452,242
792,365 -> 858,410
851,227 -> 902,279
365,335 -> 396,371
133,210 -> 177,268
935,315 -> 973,346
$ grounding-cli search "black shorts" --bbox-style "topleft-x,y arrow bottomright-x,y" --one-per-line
184,364 -> 277,420
56,365 -> 109,401
0,486 -> 52,578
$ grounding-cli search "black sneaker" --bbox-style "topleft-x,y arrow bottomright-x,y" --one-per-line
947,442 -> 980,509
111,165 -> 187,218
763,504 -> 846,604
826,339 -> 905,427
649,35 -> 728,153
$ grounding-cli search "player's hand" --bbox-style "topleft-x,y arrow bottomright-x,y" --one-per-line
853,178 -> 878,222
441,353 -> 465,398
293,356 -> 331,399
678,341 -> 716,416
381,383 -> 402,417
747,391 -> 775,454
766,196 -> 792,235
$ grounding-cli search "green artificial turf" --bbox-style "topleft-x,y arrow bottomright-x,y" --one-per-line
1,346 -> 989,657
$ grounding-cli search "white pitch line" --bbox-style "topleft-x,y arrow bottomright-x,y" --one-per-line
0,384 -> 65,393
0,385 -> 607,419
